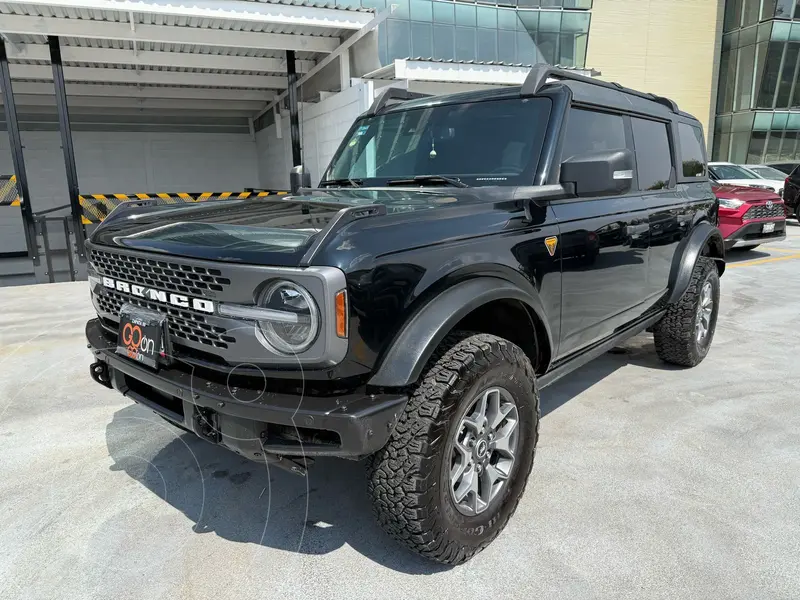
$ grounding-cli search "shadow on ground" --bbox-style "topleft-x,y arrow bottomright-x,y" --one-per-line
106,334 -> 672,574
724,248 -> 772,263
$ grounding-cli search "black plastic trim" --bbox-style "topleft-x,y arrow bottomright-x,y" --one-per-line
667,222 -> 726,304
365,87 -> 432,117
368,277 -> 552,389
540,310 -> 665,389
299,203 -> 386,265
521,63 -> 680,113
87,318 -> 406,458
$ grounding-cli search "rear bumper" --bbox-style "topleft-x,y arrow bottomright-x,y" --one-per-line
722,219 -> 786,249
86,318 -> 406,465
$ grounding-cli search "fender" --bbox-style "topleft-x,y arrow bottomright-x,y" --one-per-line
368,277 -> 552,389
666,221 -> 725,305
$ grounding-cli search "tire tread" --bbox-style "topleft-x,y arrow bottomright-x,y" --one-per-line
654,257 -> 718,367
366,332 -> 538,565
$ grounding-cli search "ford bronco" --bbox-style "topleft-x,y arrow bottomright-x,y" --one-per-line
86,65 -> 726,564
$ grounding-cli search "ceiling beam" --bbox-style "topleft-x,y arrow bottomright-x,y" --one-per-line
5,94 -> 264,112
257,5 -> 394,118
6,42 -> 316,73
0,32 -> 23,53
8,63 -> 287,88
0,0 -> 372,30
8,81 -> 270,101
0,13 -> 340,53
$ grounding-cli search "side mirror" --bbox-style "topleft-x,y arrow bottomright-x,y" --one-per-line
289,165 -> 312,194
560,149 -> 634,197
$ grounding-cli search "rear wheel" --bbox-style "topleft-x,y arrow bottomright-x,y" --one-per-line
366,332 -> 539,565
654,257 -> 720,367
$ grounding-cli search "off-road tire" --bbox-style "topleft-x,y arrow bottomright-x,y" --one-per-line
654,257 -> 720,367
366,332 -> 539,565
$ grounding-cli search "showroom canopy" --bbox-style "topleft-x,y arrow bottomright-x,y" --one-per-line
0,0 -> 385,279
0,0 -> 378,123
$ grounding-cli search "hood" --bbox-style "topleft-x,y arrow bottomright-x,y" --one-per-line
713,178 -> 782,192
88,188 -> 492,267
712,184 -> 782,202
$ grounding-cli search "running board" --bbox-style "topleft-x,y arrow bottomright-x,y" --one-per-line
538,311 -> 665,389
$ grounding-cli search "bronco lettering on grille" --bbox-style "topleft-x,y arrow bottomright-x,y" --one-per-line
101,276 -> 214,314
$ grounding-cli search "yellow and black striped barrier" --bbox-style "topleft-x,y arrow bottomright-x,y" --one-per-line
0,175 -> 20,206
79,190 -> 289,224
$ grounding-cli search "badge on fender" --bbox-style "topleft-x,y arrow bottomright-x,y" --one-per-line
544,236 -> 558,257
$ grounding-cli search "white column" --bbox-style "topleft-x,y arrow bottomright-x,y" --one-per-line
340,48 -> 351,92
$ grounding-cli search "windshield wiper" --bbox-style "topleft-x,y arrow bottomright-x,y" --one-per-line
319,177 -> 363,188
386,175 -> 469,188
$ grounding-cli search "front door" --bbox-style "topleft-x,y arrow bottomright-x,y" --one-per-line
551,107 -> 650,358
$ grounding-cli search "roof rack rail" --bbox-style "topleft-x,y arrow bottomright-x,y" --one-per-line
650,94 -> 679,112
364,87 -> 432,117
521,64 -> 680,113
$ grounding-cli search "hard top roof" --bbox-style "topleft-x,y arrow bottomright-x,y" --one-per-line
372,64 -> 701,125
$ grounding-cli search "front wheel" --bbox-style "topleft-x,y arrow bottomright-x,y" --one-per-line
653,257 -> 720,367
366,332 -> 539,565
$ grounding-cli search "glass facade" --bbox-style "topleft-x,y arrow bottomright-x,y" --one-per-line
352,0 -> 592,68
714,0 -> 800,162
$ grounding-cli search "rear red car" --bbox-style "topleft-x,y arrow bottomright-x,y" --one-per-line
714,184 -> 786,250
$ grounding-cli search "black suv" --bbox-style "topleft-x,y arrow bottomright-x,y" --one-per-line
778,165 -> 800,218
86,65 -> 725,565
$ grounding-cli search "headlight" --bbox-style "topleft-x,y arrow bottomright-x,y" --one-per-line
718,198 -> 745,209
255,280 -> 320,354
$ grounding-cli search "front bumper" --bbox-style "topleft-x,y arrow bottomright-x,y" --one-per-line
722,219 -> 786,249
86,318 -> 406,467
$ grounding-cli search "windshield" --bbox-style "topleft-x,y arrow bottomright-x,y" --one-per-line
323,97 -> 551,187
709,164 -> 758,180
749,166 -> 786,179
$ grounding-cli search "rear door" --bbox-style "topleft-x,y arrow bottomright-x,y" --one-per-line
629,116 -> 688,299
551,107 -> 650,358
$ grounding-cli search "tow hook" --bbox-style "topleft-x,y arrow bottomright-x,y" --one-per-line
194,407 -> 222,443
90,361 -> 112,389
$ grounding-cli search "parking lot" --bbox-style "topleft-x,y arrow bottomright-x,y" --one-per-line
1,225 -> 799,600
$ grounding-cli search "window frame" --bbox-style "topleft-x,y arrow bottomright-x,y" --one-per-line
630,114 -> 678,195
556,102 -> 638,200
674,120 -> 709,183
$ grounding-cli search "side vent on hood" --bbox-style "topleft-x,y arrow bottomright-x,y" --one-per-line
300,204 -> 387,266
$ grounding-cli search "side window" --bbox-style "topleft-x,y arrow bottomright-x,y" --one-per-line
562,108 -> 627,160
631,118 -> 673,191
678,123 -> 707,178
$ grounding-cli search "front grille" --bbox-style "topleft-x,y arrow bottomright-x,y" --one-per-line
90,249 -> 231,296
743,203 -> 784,219
96,289 -> 236,349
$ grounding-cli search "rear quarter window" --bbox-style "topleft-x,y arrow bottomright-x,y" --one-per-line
631,117 -> 673,191
677,123 -> 707,179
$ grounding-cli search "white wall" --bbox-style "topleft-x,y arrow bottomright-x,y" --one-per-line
256,81 -> 374,190
0,130 -> 259,253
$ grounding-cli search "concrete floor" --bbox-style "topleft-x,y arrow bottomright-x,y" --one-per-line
1,226 -> 799,600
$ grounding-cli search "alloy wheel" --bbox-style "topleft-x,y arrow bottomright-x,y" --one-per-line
449,387 -> 519,516
695,280 -> 714,344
